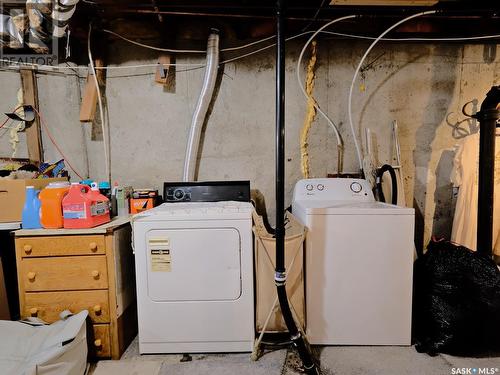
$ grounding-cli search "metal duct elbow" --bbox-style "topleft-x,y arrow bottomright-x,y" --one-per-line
183,29 -> 219,182
0,1 -> 79,53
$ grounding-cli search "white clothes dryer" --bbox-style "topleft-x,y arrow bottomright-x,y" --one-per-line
132,201 -> 254,353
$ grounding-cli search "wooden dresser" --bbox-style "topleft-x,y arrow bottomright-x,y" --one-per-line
14,217 -> 137,359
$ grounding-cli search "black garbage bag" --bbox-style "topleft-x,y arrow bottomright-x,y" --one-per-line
413,240 -> 500,356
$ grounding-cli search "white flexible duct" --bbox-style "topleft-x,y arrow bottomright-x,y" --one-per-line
348,10 -> 438,172
183,29 -> 220,182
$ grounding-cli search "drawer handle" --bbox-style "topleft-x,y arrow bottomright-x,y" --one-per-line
91,270 -> 100,279
94,339 -> 102,349
29,307 -> 38,316
89,242 -> 98,252
93,305 -> 102,315
27,272 -> 36,281
23,245 -> 33,254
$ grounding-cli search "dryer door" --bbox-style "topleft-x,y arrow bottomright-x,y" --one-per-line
146,228 -> 242,301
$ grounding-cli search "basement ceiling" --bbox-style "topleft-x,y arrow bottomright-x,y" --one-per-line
70,0 -> 499,45
2,0 -> 499,64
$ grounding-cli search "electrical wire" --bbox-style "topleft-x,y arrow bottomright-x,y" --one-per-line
300,0 -> 328,33
103,28 -> 277,53
32,107 -> 84,180
102,29 -> 206,53
0,105 -> 23,129
1,30 -> 500,74
219,31 -> 312,65
221,35 -> 276,52
347,10 -> 438,172
296,15 -> 357,151
0,59 -> 203,70
320,30 -> 500,42
88,23 -> 111,184
0,117 -> 11,130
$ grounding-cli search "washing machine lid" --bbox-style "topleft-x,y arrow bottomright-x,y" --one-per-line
133,201 -> 254,221
293,200 -> 414,215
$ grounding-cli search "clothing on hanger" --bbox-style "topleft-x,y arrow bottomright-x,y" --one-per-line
450,132 -> 500,256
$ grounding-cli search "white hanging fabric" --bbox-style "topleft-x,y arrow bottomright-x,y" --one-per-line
450,132 -> 500,255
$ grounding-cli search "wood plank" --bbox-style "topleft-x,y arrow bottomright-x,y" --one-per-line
16,235 -> 105,258
116,302 -> 137,357
20,69 -> 43,164
79,73 -> 98,122
106,233 -> 120,359
19,255 -> 108,291
14,216 -> 130,237
331,0 -> 437,4
24,289 -> 110,323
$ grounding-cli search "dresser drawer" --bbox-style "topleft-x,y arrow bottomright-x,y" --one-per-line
20,256 -> 108,291
24,290 -> 110,323
93,324 -> 111,358
17,236 -> 106,257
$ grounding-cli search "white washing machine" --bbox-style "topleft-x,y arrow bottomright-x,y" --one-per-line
292,178 -> 415,346
132,201 -> 255,353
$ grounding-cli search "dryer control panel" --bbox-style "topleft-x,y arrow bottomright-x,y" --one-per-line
293,178 -> 374,202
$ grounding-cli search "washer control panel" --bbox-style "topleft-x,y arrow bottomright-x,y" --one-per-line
293,178 -> 374,202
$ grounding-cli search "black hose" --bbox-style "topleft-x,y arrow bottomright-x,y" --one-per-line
473,86 -> 500,256
275,1 -> 319,374
376,164 -> 398,205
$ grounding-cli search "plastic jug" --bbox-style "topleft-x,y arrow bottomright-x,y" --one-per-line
62,183 -> 110,229
22,186 -> 41,229
39,181 -> 70,229
90,182 -> 111,217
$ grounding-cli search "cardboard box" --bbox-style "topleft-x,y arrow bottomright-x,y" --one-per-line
0,177 -> 67,223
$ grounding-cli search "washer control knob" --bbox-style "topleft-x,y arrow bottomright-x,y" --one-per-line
174,189 -> 185,200
317,184 -> 325,191
350,182 -> 363,193
306,184 -> 314,191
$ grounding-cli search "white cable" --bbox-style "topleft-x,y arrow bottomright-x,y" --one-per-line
220,31 -> 312,65
320,30 -> 500,42
88,23 -> 111,184
296,15 -> 357,149
102,29 -> 206,53
95,63 -> 204,69
103,28 -> 276,53
1,30 -> 500,73
348,10 -> 438,172
0,59 -> 203,70
221,35 -> 276,52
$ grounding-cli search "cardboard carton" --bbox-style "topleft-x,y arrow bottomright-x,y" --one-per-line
0,177 -> 67,223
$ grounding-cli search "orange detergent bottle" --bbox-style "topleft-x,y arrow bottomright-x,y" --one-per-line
62,183 -> 110,228
39,181 -> 70,228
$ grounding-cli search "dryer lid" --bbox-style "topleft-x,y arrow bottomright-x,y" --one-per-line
133,201 -> 254,221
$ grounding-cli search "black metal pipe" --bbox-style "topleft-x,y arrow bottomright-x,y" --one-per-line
275,0 -> 319,374
475,86 -> 500,256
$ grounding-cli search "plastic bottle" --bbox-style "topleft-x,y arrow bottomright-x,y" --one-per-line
22,186 -> 41,229
39,181 -> 70,229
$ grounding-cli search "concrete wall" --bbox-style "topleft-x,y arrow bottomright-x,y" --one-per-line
0,40 -> 498,248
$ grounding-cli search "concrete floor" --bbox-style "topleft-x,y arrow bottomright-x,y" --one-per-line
91,337 -> 500,375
